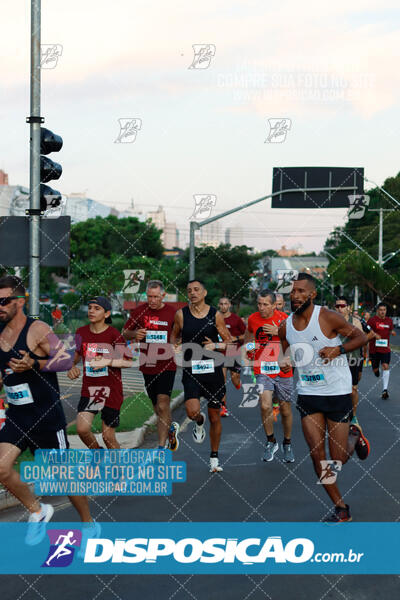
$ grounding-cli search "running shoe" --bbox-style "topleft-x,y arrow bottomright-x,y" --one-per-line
192,412 -> 206,444
282,443 -> 295,463
272,402 -> 280,422
78,521 -> 101,559
323,504 -> 352,523
209,457 -> 223,473
220,405 -> 229,417
382,389 -> 389,400
350,415 -> 360,428
262,441 -> 279,462
168,422 -> 180,451
350,424 -> 370,460
373,369 -> 380,378
233,380 -> 241,390
347,424 -> 360,456
25,503 -> 54,546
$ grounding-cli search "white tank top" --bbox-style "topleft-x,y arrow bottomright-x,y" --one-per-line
286,305 -> 351,396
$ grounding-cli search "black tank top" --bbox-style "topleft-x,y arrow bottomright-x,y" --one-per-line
0,317 -> 66,431
181,305 -> 223,379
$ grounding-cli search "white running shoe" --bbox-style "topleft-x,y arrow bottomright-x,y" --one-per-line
25,503 -> 54,546
192,412 -> 206,444
209,457 -> 223,472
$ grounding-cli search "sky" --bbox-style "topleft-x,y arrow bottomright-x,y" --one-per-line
1,0 -> 400,252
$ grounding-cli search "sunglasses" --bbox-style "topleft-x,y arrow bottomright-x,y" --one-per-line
335,304 -> 347,308
0,296 -> 25,306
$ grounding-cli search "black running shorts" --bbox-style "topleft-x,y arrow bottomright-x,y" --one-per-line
297,393 -> 352,423
182,371 -> 226,409
0,419 -> 69,454
370,352 -> 391,369
78,397 -> 120,428
143,370 -> 176,406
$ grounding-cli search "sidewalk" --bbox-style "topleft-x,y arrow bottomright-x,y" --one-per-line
0,391 -> 184,511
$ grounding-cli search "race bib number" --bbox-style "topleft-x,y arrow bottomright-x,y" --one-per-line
299,370 -> 327,387
191,359 -> 215,374
4,383 -> 34,405
376,339 -> 388,348
85,362 -> 108,377
146,331 -> 168,344
260,361 -> 280,375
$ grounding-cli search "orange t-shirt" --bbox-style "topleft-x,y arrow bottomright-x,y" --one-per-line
247,310 -> 292,378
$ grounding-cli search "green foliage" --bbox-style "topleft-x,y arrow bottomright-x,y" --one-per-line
70,215 -> 163,262
175,244 -> 258,306
324,172 -> 400,307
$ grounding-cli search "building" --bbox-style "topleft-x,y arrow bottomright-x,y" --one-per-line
0,170 -> 9,185
270,256 -> 329,281
0,185 -> 30,217
200,221 -> 221,247
225,225 -> 244,246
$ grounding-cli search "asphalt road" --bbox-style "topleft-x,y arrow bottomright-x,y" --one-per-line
1,358 -> 399,599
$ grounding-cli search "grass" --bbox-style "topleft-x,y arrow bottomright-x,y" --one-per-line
66,390 -> 181,435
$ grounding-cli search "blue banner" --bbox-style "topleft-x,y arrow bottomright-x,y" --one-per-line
0,522 -> 398,574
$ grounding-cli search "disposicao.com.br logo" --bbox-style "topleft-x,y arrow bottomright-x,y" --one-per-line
83,536 -> 363,566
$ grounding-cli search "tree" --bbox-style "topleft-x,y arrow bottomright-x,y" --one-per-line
324,171 -> 400,308
70,215 -> 163,263
175,244 -> 258,306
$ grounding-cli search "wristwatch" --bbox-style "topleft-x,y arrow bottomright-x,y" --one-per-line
339,344 -> 346,355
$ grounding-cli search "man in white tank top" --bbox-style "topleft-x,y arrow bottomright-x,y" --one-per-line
278,273 -> 368,522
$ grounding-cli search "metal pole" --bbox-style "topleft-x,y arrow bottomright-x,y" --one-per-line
354,285 -> 359,311
378,208 -> 383,267
29,0 -> 41,318
189,221 -> 196,280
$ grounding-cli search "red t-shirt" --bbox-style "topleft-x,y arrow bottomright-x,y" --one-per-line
123,304 -> 177,374
75,325 -> 128,410
247,310 -> 292,378
367,316 -> 394,353
224,313 -> 246,349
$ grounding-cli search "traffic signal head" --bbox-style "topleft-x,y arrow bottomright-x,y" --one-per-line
40,127 -> 63,213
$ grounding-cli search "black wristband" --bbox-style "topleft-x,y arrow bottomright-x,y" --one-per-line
32,359 -> 41,371
339,344 -> 346,355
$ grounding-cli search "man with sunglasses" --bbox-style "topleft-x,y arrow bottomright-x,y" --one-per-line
0,275 -> 100,547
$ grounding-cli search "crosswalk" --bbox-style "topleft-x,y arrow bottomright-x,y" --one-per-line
57,367 -> 145,396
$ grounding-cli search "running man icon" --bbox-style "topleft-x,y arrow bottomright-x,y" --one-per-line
45,531 -> 78,567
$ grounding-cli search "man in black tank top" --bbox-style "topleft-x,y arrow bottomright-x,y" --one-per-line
171,280 -> 232,473
0,276 -> 100,546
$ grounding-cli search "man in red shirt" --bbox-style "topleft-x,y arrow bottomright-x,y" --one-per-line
68,296 -> 132,449
123,280 -> 179,450
217,297 -> 245,417
367,303 -> 396,399
244,290 -> 294,463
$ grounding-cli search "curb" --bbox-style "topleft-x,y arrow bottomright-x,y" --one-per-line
0,391 -> 185,512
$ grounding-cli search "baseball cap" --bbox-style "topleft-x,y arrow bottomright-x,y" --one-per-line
88,296 -> 112,324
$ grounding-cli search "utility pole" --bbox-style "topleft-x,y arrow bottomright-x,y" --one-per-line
28,0 -> 42,318
188,185 -> 356,280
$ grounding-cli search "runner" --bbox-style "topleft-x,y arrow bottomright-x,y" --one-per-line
67,296 -> 133,449
367,303 -> 396,399
275,293 -> 286,314
170,280 -> 232,472
217,296 -> 245,417
334,297 -> 374,428
363,311 -> 371,366
0,275 -> 100,545
244,290 -> 295,463
279,273 -> 368,522
123,280 -> 179,451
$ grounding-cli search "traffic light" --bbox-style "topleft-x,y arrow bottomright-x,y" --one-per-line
40,127 -> 63,212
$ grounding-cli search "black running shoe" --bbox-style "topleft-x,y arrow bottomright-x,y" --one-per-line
373,369 -> 380,378
382,389 -> 389,400
323,504 -> 352,523
350,424 -> 370,460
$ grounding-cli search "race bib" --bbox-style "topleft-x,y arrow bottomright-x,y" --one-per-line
376,339 -> 388,348
299,369 -> 327,387
146,331 -> 168,344
260,361 -> 280,375
85,362 -> 108,378
4,383 -> 34,405
191,359 -> 215,374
